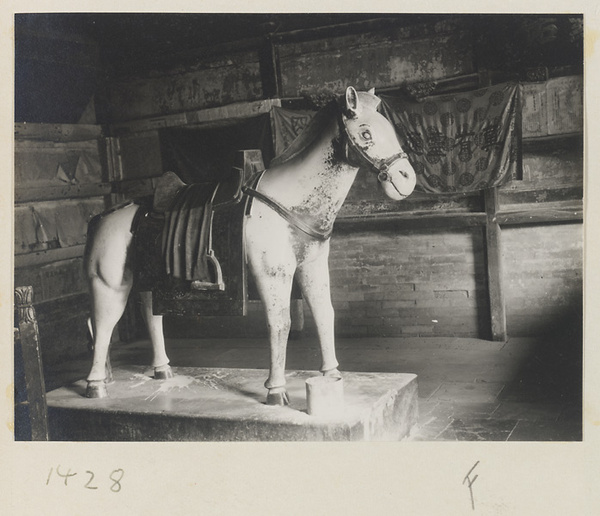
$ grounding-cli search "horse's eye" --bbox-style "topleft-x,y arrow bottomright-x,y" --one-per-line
361,130 -> 372,141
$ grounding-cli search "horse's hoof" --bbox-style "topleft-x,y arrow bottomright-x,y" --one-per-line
86,381 -> 108,399
322,368 -> 342,379
154,365 -> 174,380
266,389 -> 290,406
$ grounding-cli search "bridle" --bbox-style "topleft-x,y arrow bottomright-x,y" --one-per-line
243,104 -> 410,241
338,110 -> 410,185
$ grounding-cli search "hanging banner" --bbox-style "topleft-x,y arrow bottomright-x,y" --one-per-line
271,106 -> 315,157
380,82 -> 522,194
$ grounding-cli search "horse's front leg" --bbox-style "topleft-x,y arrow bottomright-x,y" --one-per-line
296,244 -> 340,378
248,258 -> 295,405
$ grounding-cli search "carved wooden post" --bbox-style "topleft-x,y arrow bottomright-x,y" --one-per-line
484,188 -> 507,341
14,286 -> 49,440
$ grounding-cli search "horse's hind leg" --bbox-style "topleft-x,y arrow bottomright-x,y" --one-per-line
139,291 -> 173,379
86,278 -> 132,398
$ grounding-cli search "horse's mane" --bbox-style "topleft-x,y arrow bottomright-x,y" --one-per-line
270,100 -> 340,167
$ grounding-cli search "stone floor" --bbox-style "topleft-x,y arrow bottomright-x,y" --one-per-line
43,334 -> 582,441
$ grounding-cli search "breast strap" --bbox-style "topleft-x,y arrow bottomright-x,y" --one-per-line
242,185 -> 332,241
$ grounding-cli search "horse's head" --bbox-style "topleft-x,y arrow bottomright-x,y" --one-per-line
342,86 -> 416,200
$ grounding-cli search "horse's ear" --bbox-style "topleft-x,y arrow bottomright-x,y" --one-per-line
345,86 -> 360,118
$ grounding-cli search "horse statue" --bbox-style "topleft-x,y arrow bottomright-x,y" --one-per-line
84,86 -> 416,405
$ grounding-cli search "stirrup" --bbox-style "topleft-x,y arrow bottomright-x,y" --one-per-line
191,252 -> 225,291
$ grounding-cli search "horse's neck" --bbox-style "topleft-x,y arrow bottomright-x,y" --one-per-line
260,116 -> 359,232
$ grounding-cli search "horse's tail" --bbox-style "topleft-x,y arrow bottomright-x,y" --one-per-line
83,212 -> 103,267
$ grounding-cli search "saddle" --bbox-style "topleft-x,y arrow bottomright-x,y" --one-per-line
132,150 -> 265,316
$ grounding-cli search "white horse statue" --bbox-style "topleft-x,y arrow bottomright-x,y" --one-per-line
84,87 -> 417,405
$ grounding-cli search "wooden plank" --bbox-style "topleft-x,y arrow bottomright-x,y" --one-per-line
484,187 -> 507,341
15,123 -> 102,142
15,245 -> 87,268
14,286 -> 49,441
15,184 -> 111,203
498,185 -> 583,205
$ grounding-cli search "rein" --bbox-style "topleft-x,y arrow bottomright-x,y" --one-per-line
242,104 -> 407,242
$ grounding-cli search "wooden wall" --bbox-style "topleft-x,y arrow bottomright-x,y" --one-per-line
14,25 -> 110,365
16,15 -> 583,350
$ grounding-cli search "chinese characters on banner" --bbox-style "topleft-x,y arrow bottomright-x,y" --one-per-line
379,82 -> 522,194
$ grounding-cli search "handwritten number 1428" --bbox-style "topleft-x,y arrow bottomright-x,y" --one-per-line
46,466 -> 124,492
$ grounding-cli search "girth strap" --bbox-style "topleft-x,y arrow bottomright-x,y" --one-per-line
241,186 -> 332,241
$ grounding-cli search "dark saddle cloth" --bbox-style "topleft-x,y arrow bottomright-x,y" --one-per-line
132,150 -> 266,316
163,183 -> 217,285
133,182 -> 221,292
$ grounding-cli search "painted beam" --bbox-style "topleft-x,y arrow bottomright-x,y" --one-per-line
110,99 -> 281,135
334,199 -> 582,232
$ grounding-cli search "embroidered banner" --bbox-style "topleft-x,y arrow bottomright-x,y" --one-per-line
379,82 -> 522,193
271,106 -> 316,157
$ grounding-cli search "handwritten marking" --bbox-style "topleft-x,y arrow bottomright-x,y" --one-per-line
463,461 -> 480,511
46,466 -> 124,492
84,471 -> 98,490
56,465 -> 77,486
110,469 -> 124,492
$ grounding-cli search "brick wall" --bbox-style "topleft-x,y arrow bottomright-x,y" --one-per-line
323,228 -> 489,338
165,228 -> 490,340
503,223 -> 583,337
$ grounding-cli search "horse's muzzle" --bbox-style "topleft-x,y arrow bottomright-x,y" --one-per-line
377,160 -> 416,200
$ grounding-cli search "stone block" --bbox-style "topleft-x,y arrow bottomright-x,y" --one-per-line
47,366 -> 418,441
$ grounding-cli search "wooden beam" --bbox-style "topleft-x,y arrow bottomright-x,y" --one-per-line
498,203 -> 583,226
110,99 -> 282,135
15,183 -> 111,203
498,185 -> 583,205
484,187 -> 507,341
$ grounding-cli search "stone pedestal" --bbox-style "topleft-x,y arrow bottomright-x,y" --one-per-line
46,366 -> 418,441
